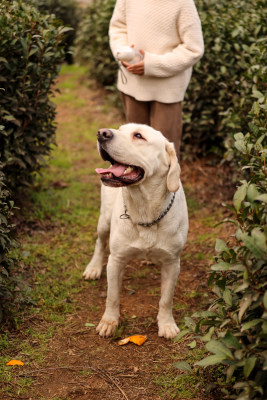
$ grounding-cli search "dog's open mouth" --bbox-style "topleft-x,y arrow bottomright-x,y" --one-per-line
95,147 -> 144,187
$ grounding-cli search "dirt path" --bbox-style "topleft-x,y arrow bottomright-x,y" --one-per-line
1,65 -> 234,400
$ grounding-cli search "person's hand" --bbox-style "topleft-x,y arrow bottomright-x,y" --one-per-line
123,49 -> 145,75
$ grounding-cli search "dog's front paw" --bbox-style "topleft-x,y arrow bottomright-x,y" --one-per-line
83,263 -> 102,280
96,318 -> 118,338
158,320 -> 180,339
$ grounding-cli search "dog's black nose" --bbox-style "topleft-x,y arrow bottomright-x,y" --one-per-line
97,129 -> 114,142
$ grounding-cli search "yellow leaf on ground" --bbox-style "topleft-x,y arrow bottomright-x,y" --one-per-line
118,335 -> 147,346
6,360 -> 24,366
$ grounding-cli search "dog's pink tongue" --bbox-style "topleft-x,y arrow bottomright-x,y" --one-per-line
95,163 -> 126,177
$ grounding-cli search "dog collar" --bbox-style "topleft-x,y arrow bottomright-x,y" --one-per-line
120,192 -> 176,227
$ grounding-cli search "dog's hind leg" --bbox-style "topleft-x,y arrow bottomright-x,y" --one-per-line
157,259 -> 181,339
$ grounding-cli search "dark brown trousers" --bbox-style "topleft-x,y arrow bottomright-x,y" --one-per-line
120,92 -> 182,157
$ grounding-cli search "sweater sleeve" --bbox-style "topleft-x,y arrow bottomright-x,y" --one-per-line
144,0 -> 204,78
109,0 -> 128,58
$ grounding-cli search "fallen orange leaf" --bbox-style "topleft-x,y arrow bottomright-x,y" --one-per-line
6,360 -> 24,366
118,335 -> 147,346
118,337 -> 131,345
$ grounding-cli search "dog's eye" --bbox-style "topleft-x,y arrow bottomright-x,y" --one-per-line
134,132 -> 143,139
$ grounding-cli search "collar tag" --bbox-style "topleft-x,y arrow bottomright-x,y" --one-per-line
120,212 -> 130,220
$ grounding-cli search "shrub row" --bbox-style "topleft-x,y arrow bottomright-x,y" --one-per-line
0,165 -> 16,324
0,0 -> 65,325
34,0 -> 81,64
74,0 -> 266,155
177,95 -> 267,399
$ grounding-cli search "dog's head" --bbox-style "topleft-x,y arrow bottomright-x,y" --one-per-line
95,123 -> 180,192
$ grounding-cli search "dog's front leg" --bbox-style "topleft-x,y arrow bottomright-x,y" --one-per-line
83,213 -> 110,280
157,259 -> 180,339
96,254 -> 125,337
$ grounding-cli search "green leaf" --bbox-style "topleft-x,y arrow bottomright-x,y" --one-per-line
195,354 -> 226,367
211,262 -> 230,271
222,331 -> 242,350
234,133 -> 244,141
229,264 -> 246,272
173,361 -> 192,372
29,47 -> 38,57
263,291 -> 267,310
215,239 -> 229,253
226,365 -> 237,383
188,340 -> 197,349
241,319 -> 262,331
233,183 -> 248,211
223,289 -> 233,306
235,139 -> 246,153
192,311 -> 218,318
255,194 -> 267,203
238,296 -> 252,323
184,317 -> 196,330
262,321 -> 267,334
58,26 -> 74,35
247,184 -> 260,202
201,327 -> 215,342
235,282 -> 249,293
234,349 -> 244,361
239,231 -> 266,259
252,90 -> 265,102
251,228 -> 267,252
206,340 -> 234,359
173,329 -> 189,342
243,357 -> 257,378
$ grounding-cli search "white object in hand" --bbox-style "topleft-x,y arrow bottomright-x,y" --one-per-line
116,46 -> 143,64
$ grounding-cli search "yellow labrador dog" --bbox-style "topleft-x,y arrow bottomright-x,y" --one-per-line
83,123 -> 188,339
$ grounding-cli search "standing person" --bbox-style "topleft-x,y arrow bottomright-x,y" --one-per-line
109,0 -> 204,158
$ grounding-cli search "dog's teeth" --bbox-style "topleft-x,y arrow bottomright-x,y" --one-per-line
124,166 -> 133,175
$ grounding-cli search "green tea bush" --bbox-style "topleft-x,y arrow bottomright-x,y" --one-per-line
34,0 -> 81,64
74,0 -> 118,88
0,167 -> 34,327
0,0 -> 65,188
0,165 -> 16,325
179,97 -> 267,399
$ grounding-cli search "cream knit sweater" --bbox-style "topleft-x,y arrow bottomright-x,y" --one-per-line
109,0 -> 204,103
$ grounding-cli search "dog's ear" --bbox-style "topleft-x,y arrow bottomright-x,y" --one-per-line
165,141 -> 180,192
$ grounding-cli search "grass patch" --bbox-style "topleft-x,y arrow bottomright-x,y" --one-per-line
59,63 -> 88,77
53,92 -> 87,108
154,367 -> 202,399
154,347 -> 209,399
173,302 -> 189,311
26,180 -> 99,225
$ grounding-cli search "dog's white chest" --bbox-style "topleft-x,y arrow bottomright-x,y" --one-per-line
136,226 -> 158,248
